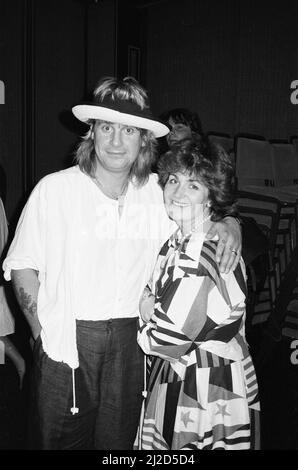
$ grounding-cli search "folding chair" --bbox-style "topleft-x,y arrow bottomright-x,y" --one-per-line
236,136 -> 298,259
235,135 -> 274,188
268,142 -> 298,256
236,190 -> 283,326
271,141 -> 298,187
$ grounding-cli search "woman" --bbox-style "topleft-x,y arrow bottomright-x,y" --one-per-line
136,140 -> 260,450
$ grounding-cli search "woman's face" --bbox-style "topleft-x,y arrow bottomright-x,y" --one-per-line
166,117 -> 192,147
163,171 -> 210,232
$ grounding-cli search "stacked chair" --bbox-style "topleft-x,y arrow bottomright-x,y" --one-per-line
237,138 -> 297,262
271,141 -> 298,188
234,135 -> 298,331
237,190 -> 282,326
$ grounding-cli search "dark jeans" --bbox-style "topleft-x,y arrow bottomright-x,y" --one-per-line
27,318 -> 144,450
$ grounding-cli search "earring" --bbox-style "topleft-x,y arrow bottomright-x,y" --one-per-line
206,201 -> 211,208
203,201 -> 211,218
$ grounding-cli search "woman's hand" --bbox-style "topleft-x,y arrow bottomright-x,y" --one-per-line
139,288 -> 155,323
206,216 -> 242,273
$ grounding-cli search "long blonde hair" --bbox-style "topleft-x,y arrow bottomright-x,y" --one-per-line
74,77 -> 157,186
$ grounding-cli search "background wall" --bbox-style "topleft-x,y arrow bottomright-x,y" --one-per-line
145,0 -> 298,139
0,0 -> 117,222
0,0 -> 25,222
144,0 -> 238,135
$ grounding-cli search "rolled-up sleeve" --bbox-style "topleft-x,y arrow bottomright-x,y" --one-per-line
3,180 -> 47,281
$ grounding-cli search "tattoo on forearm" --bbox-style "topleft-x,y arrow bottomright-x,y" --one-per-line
18,288 -> 37,317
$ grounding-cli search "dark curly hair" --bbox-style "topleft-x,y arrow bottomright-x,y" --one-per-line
158,139 -> 237,221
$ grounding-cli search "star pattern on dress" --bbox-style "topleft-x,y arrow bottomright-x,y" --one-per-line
215,403 -> 231,417
137,236 -> 260,450
181,410 -> 195,428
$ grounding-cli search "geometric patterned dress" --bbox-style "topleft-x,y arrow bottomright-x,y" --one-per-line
136,229 -> 260,450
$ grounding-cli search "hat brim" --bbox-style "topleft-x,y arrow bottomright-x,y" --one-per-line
72,104 -> 169,138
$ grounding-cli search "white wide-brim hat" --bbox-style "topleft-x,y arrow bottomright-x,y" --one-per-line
72,96 -> 169,138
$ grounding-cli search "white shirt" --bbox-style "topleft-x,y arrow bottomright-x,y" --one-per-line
3,166 -> 176,368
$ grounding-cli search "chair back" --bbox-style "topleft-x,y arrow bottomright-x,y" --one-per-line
236,136 -> 274,188
236,190 -> 281,254
271,142 -> 298,187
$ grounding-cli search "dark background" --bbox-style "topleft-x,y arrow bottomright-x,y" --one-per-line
1,0 -> 298,450
0,0 -> 298,224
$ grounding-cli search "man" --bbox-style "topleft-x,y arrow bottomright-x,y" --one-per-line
3,77 -> 241,450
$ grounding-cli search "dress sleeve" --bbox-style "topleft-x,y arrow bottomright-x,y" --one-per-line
137,236 -> 209,361
137,275 -> 213,362
137,315 -> 191,363
197,257 -> 248,360
3,180 -> 47,281
137,239 -> 248,361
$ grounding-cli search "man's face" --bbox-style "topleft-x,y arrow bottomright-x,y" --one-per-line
93,120 -> 143,173
166,117 -> 192,147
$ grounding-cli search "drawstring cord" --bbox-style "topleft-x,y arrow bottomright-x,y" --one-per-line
70,368 -> 79,415
142,356 -> 148,400
138,355 -> 148,449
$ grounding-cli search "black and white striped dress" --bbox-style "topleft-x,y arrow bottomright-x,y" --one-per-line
137,230 -> 260,450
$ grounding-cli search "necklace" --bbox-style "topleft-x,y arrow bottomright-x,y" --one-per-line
179,214 -> 211,239
92,176 -> 128,201
175,214 -> 211,250
190,214 -> 211,234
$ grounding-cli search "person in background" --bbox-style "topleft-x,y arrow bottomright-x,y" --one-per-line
160,107 -> 203,149
0,197 -> 26,449
0,197 -> 25,389
3,77 -> 241,450
136,139 -> 260,450
152,107 -> 204,173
